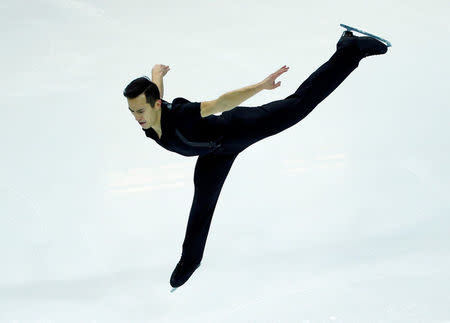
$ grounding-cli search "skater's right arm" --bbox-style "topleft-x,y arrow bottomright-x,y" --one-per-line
151,64 -> 170,98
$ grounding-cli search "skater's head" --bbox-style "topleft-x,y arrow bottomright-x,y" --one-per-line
123,76 -> 161,130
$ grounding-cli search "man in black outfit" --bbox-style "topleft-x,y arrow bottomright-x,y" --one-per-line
123,28 -> 389,289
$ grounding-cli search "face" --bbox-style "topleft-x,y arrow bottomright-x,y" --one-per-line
127,92 -> 161,129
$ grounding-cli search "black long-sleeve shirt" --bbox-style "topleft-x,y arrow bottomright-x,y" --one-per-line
142,97 -> 229,156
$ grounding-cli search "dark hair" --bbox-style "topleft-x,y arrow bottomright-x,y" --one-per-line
123,76 -> 161,107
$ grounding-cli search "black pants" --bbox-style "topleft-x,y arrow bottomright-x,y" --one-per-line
180,47 -> 361,264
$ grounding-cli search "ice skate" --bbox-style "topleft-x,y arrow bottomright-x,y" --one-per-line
337,24 -> 390,59
169,259 -> 202,291
340,24 -> 392,47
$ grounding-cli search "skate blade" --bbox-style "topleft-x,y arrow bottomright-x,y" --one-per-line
340,23 -> 392,47
169,262 -> 201,293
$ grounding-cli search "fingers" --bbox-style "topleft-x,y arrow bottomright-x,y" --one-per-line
279,65 -> 289,73
272,65 -> 289,78
159,64 -> 170,69
153,64 -> 170,73
162,65 -> 170,75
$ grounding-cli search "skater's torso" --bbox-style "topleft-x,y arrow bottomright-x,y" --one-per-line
142,98 -> 229,156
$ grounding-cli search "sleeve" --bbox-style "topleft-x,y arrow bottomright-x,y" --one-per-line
172,97 -> 202,122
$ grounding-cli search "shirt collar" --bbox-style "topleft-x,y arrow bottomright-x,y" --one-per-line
142,100 -> 167,141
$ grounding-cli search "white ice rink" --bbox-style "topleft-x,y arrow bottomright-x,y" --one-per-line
1,0 -> 449,322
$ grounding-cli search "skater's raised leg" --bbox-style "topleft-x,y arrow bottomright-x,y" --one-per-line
219,30 -> 388,153
280,29 -> 389,112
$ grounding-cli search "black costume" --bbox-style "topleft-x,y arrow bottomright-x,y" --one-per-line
142,33 -> 387,288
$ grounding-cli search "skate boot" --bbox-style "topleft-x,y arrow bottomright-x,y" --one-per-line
170,259 -> 201,288
336,30 -> 388,59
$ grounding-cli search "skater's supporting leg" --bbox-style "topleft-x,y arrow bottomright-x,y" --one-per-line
170,151 -> 238,288
182,152 -> 238,262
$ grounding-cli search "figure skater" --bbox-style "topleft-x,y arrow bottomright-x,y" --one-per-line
123,26 -> 389,290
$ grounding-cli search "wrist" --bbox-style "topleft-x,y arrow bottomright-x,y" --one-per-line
152,72 -> 163,79
256,81 -> 266,91
151,76 -> 164,98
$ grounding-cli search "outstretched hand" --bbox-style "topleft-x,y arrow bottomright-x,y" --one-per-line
152,64 -> 170,77
261,65 -> 289,90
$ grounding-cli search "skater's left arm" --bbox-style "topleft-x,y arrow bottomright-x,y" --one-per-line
216,82 -> 265,113
215,65 -> 290,113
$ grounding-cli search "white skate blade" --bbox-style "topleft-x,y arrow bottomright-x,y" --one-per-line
340,23 -> 392,47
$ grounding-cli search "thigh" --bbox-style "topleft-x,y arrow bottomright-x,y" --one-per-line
219,96 -> 307,152
222,98 -> 298,130
193,152 -> 238,192
181,152 -> 239,262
